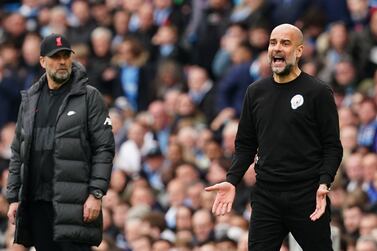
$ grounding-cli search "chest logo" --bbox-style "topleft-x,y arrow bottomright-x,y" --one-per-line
290,94 -> 304,110
67,111 -> 76,116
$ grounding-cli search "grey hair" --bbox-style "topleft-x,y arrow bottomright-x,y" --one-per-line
356,235 -> 377,249
91,27 -> 112,42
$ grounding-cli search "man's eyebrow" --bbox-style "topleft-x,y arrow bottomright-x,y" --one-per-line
269,38 -> 292,43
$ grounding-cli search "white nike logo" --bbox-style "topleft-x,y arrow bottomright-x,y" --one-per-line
67,111 -> 76,116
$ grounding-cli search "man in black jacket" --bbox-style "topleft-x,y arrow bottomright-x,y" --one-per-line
206,24 -> 343,250
6,34 -> 115,251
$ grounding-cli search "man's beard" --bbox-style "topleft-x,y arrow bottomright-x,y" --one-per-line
273,63 -> 293,76
48,68 -> 72,84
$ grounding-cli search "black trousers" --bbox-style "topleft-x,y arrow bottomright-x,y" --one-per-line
27,201 -> 91,251
248,184 -> 333,251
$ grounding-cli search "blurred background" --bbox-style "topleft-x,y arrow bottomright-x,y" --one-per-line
0,0 -> 377,250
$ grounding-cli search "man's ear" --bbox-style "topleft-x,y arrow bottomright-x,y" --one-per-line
39,56 -> 46,69
295,44 -> 304,59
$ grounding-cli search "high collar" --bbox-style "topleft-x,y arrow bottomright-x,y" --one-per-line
25,62 -> 89,97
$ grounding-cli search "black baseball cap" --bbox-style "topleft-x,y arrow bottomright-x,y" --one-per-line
40,34 -> 74,57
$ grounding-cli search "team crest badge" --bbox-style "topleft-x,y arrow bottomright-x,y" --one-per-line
291,94 -> 304,110
56,37 -> 63,47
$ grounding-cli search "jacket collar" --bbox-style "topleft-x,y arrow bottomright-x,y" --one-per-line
24,62 -> 88,98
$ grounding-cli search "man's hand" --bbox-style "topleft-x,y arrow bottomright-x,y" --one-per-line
310,184 -> 330,221
83,194 -> 102,223
210,108 -> 236,131
205,182 -> 236,216
7,202 -> 19,225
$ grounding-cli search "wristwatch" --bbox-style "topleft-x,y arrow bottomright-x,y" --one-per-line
91,189 -> 104,199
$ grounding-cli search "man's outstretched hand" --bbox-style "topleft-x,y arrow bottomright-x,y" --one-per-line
205,182 -> 236,216
310,184 -> 330,221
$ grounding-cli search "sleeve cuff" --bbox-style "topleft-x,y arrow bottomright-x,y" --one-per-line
89,187 -> 104,194
319,174 -> 332,186
226,175 -> 239,187
7,197 -> 19,204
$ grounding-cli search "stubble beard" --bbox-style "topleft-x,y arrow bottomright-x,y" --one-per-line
48,68 -> 72,85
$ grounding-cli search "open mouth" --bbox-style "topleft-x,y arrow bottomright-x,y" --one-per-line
273,56 -> 285,63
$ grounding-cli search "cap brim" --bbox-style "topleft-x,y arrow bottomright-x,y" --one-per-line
44,48 -> 75,57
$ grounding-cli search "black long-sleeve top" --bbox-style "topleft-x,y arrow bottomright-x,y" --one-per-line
226,72 -> 343,191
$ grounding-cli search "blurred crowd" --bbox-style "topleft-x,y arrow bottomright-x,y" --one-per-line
0,0 -> 377,250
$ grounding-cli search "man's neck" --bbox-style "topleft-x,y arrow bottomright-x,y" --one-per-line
273,67 -> 302,84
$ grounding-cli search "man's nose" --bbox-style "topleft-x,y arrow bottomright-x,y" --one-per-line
274,43 -> 282,51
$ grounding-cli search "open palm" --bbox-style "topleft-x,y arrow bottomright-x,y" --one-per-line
205,182 -> 236,216
310,184 -> 329,221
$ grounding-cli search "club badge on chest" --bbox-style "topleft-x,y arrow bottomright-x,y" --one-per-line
291,94 -> 304,110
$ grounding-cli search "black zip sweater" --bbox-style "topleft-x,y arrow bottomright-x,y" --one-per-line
226,72 -> 343,191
